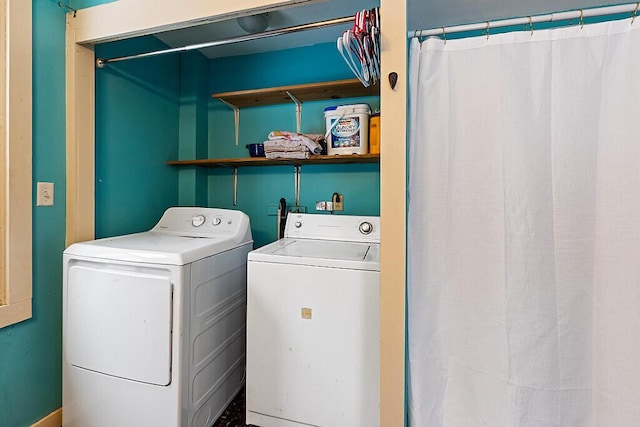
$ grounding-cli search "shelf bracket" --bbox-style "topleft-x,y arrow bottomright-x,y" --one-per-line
286,91 -> 302,133
294,165 -> 301,207
218,98 -> 240,146
232,167 -> 238,206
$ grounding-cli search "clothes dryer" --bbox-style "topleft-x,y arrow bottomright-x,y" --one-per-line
246,213 -> 380,427
63,207 -> 252,427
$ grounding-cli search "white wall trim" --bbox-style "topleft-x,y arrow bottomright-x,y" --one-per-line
65,19 -> 95,247
71,0 -> 313,44
0,0 -> 33,329
379,0 -> 407,425
30,408 -> 62,427
0,299 -> 32,329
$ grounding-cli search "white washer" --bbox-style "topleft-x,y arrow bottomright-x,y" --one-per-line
63,207 -> 253,427
246,213 -> 380,427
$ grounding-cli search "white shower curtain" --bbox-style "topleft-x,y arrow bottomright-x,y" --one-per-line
408,18 -> 640,427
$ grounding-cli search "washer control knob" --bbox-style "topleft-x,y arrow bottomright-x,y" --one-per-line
295,221 -> 302,228
212,217 -> 222,226
191,215 -> 206,227
359,221 -> 373,235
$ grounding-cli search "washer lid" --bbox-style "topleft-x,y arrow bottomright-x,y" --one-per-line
64,231 -> 247,266
248,238 -> 379,271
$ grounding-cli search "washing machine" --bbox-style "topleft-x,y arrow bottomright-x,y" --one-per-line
62,207 -> 253,427
246,213 -> 380,427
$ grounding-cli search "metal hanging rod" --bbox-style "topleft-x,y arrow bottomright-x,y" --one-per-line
58,1 -> 77,17
96,15 -> 353,68
408,2 -> 640,38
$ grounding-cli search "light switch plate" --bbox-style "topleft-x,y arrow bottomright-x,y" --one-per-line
37,182 -> 54,206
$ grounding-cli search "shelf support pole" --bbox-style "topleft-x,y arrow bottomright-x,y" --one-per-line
286,91 -> 302,133
232,167 -> 238,206
294,165 -> 301,207
218,98 -> 240,145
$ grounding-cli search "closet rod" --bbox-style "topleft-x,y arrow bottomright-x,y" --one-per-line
408,2 -> 639,38
96,16 -> 353,67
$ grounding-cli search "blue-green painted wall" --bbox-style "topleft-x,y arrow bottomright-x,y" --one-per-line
206,43 -> 380,247
0,2 -> 67,426
178,51 -> 210,208
94,37 -> 181,238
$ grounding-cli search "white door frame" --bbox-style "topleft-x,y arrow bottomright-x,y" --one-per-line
65,1 -> 407,423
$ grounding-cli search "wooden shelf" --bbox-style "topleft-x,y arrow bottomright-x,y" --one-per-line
196,79 -> 379,175
212,79 -> 379,108
167,153 -> 380,168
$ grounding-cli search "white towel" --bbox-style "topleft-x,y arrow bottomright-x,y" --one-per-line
268,131 -> 323,154
265,151 -> 310,160
263,140 -> 309,153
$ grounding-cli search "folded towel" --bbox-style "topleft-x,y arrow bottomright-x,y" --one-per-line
263,140 -> 309,153
265,151 -> 310,160
268,131 -> 323,154
265,146 -> 309,153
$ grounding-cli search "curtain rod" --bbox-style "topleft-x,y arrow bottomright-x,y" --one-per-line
408,2 -> 639,38
96,15 -> 353,68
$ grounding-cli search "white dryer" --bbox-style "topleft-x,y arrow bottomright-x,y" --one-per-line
246,213 -> 380,427
63,207 -> 253,427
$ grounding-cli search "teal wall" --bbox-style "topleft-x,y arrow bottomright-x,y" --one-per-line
206,43 -> 380,247
178,51 -> 210,208
94,37 -> 181,238
0,2 -> 67,426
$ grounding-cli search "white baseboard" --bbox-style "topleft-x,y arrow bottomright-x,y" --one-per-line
31,408 -> 62,427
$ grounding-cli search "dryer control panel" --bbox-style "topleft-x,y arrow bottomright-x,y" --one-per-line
152,207 -> 251,241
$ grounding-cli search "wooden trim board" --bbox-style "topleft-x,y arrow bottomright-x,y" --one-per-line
31,408 -> 62,427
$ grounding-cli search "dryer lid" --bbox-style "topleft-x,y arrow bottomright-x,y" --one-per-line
64,207 -> 253,265
64,231 -> 247,265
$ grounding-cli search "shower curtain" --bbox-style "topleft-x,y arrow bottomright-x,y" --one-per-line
408,18 -> 640,427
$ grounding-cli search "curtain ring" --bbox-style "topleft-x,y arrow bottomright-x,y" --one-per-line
485,21 -> 490,39
414,30 -> 419,39
579,10 -> 584,29
632,2 -> 639,24
441,27 -> 447,44
527,16 -> 534,35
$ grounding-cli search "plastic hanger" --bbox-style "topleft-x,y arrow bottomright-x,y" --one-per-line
337,7 -> 381,87
337,34 -> 369,86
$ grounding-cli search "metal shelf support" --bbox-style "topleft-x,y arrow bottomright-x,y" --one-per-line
218,98 -> 240,146
286,91 -> 303,133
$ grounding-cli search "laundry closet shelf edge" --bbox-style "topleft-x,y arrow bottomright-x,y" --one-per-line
166,153 -> 380,168
212,79 -> 379,108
